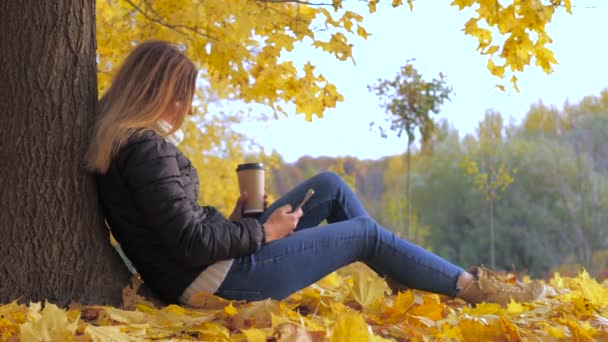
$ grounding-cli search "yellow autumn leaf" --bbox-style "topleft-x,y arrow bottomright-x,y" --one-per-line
577,269 -> 608,308
368,0 -> 379,13
378,290 -> 415,323
459,318 -> 503,341
104,307 -> 148,324
85,325 -> 140,342
551,272 -> 566,288
409,295 -> 444,321
546,324 -> 568,338
233,300 -> 281,329
330,311 -> 371,342
356,25 -> 370,40
487,59 -> 506,78
0,317 -> 19,341
242,328 -> 269,342
225,302 -> 238,316
350,270 -> 388,310
407,0 -> 414,11
192,322 -> 232,340
506,300 -> 524,315
564,0 -> 572,14
483,45 -> 500,55
439,323 -> 464,340
451,0 -> 476,10
558,317 -> 598,340
510,75 -> 520,92
274,323 -> 317,342
462,302 -> 503,316
20,302 -> 79,342
497,316 -> 523,340
317,272 -> 342,289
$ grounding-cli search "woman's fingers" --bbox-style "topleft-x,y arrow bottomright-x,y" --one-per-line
229,192 -> 248,221
280,204 -> 293,213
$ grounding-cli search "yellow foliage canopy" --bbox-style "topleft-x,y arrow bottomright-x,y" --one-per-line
453,0 -> 571,91
97,0 -> 574,122
96,0 -> 365,121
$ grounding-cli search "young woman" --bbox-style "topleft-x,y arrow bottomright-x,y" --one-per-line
86,40 -> 545,307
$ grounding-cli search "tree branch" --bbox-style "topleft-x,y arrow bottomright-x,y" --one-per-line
254,0 -> 335,6
123,0 -> 217,41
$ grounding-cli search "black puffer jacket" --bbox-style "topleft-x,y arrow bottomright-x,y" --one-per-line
96,129 -> 264,302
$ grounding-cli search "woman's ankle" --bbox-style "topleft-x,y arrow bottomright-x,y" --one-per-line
456,271 -> 474,294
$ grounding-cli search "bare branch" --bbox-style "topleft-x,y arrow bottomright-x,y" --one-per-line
254,0 -> 335,7
123,0 -> 217,41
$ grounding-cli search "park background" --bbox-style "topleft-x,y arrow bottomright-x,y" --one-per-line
173,0 -> 608,278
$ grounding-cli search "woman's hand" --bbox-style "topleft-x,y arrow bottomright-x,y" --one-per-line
263,204 -> 303,243
229,192 -> 248,221
229,192 -> 270,221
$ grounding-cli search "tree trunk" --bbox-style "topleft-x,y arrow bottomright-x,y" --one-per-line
489,197 -> 496,269
0,0 -> 131,306
406,140 -> 412,241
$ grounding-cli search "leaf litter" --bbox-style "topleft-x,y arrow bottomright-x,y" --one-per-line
1,263 -> 607,341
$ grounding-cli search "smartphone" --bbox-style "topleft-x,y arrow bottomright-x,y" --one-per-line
293,188 -> 315,212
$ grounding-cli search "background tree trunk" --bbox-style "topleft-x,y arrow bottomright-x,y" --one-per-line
406,140 -> 412,241
0,0 -> 131,306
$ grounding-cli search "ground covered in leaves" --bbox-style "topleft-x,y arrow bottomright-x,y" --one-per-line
2,263 -> 607,341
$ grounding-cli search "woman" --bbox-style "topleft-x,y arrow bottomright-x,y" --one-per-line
86,40 -> 545,307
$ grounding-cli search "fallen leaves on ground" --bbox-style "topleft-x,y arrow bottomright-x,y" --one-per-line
1,263 -> 607,341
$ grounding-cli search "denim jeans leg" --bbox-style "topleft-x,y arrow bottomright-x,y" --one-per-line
215,217 -> 463,301
257,171 -> 369,231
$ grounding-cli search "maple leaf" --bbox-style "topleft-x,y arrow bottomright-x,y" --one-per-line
564,0 -> 572,14
368,0 -> 379,13
329,311 -> 372,342
224,302 -> 238,316
462,302 -> 503,316
377,290 -> 415,323
350,270 -> 388,310
506,300 -> 524,315
577,269 -> 608,309
487,59 -> 506,78
20,302 -> 79,342
85,325 -> 135,342
242,328 -> 269,342
451,0 -> 476,10
233,300 -> 281,329
409,295 -> 445,321
510,75 -> 520,92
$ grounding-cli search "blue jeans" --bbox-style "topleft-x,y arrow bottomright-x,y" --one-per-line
214,172 -> 464,301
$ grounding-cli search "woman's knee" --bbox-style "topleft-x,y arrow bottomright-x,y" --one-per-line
350,216 -> 379,233
313,171 -> 346,190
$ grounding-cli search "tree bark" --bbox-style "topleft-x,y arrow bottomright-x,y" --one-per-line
406,140 -> 412,241
0,0 -> 131,306
490,197 -> 496,269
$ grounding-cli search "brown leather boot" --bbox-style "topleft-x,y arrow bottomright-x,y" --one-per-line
457,266 -> 546,307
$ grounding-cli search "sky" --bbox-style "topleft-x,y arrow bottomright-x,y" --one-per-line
233,0 -> 608,163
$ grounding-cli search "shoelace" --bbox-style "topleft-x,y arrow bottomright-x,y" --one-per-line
479,267 -> 526,293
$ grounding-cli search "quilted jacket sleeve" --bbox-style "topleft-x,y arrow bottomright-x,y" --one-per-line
120,135 -> 264,267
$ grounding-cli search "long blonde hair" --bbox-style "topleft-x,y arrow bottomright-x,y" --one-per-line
86,40 -> 198,173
